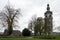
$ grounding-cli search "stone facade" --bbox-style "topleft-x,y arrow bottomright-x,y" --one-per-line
44,4 -> 53,35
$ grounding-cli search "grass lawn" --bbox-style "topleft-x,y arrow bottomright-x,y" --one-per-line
0,35 -> 60,40
0,37 -> 59,40
0,38 -> 43,40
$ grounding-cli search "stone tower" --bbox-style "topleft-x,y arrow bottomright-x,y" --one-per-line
44,4 -> 53,35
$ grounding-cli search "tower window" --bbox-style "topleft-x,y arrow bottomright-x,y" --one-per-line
45,15 -> 47,17
49,15 -> 51,17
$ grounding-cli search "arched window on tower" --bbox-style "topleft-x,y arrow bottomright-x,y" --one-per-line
49,15 -> 51,17
45,15 -> 47,17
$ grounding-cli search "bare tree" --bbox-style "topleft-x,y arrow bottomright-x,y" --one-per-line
28,15 -> 44,36
28,15 -> 37,36
0,5 -> 21,35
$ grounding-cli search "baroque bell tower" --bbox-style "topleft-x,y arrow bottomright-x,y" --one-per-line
44,4 -> 53,35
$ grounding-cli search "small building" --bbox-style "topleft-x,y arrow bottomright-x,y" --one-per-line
10,30 -> 22,37
3,29 -> 22,37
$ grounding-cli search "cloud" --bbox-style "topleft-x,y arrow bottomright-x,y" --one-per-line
0,0 -> 60,32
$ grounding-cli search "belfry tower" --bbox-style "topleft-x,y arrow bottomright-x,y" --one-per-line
44,4 -> 53,35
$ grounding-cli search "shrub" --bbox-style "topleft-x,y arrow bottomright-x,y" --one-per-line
22,28 -> 31,36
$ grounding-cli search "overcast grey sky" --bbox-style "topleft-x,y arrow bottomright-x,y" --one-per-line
0,0 -> 60,32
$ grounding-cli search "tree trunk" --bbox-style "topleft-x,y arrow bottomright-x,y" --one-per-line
8,26 -> 13,35
7,22 -> 13,36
